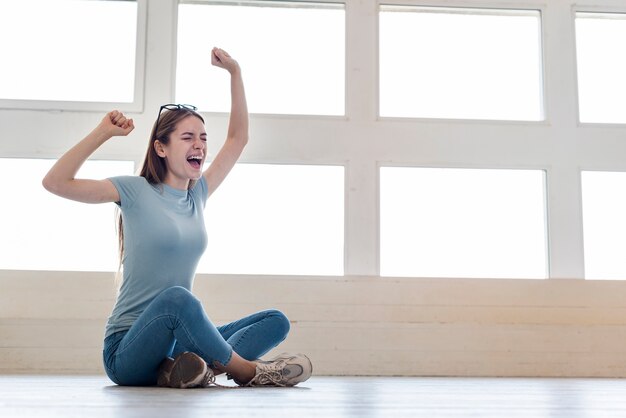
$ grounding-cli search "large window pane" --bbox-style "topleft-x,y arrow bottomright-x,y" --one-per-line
0,159 -> 133,271
198,164 -> 344,275
576,12 -> 626,124
380,6 -> 543,121
176,1 -> 344,115
582,171 -> 626,279
0,0 -> 137,103
380,167 -> 547,278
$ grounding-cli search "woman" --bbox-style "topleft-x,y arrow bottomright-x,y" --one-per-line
42,47 -> 312,388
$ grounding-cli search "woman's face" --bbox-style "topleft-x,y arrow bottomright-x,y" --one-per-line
155,115 -> 207,189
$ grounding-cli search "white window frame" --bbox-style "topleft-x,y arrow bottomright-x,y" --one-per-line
0,0 -> 148,113
3,0 -> 626,280
376,1 -> 548,124
377,163 -> 550,279
580,169 -> 626,280
572,4 -> 626,127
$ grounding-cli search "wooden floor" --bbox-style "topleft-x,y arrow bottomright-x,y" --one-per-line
3,375 -> 626,417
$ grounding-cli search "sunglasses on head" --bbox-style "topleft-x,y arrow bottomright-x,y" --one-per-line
154,103 -> 198,135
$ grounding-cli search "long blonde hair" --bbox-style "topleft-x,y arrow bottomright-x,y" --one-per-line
115,108 -> 205,280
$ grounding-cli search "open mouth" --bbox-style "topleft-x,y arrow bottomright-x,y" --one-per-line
187,156 -> 202,169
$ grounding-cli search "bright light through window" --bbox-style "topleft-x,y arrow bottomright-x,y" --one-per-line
576,12 -> 626,124
379,6 -> 543,121
582,171 -> 626,279
176,1 -> 345,115
380,167 -> 548,278
198,164 -> 344,275
0,0 -> 137,103
0,159 -> 134,272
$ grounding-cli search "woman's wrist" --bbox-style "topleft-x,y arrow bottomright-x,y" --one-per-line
229,64 -> 242,77
90,127 -> 114,144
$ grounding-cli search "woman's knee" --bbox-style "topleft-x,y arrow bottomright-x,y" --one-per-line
266,309 -> 290,339
155,286 -> 203,313
157,286 -> 195,304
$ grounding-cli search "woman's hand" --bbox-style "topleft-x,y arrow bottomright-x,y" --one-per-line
211,47 -> 240,74
97,110 -> 135,138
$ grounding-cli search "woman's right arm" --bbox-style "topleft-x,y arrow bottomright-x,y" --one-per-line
42,110 -> 134,204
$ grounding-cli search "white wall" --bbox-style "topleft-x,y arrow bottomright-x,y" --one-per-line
1,0 -> 626,376
4,270 -> 626,376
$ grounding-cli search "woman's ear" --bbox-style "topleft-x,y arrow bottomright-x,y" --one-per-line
154,140 -> 166,158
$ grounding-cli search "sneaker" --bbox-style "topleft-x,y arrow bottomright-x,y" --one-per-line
156,357 -> 175,387
158,352 -> 215,389
245,353 -> 312,387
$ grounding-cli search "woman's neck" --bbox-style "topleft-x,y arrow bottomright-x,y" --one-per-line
162,173 -> 190,191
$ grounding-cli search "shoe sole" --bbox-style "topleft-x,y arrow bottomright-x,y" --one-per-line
169,352 -> 208,389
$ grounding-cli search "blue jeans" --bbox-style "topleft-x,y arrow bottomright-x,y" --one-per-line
102,286 -> 290,386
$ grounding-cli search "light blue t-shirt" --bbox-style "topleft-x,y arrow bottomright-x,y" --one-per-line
104,176 -> 209,338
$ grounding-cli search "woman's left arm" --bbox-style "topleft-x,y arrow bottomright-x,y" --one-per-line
203,47 -> 249,196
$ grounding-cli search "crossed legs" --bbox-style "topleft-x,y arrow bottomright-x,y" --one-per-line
103,286 -> 290,386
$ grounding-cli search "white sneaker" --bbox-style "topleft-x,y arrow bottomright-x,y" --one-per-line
245,353 -> 313,387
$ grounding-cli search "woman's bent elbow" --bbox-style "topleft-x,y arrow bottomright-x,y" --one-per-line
41,175 -> 57,194
42,175 -> 68,197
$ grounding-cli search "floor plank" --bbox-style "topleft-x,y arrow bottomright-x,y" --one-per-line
2,375 -> 626,417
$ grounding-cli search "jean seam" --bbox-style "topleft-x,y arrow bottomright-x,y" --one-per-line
115,313 -> 177,358
175,317 -> 232,366
230,316 -> 274,353
230,324 -> 254,352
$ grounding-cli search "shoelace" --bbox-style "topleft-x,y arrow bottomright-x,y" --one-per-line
201,370 -> 217,387
202,370 -> 244,389
247,360 -> 288,387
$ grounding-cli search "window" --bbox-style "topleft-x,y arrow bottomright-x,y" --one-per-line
380,167 -> 548,278
379,5 -> 543,121
176,1 -> 345,115
575,12 -> 626,124
0,159 -> 134,271
0,0 -> 144,110
197,164 -> 344,275
582,171 -> 626,279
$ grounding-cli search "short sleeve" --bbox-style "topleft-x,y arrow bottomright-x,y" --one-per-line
108,176 -> 147,209
191,176 -> 209,207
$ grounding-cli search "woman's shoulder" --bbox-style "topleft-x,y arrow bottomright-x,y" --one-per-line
190,176 -> 209,203
111,174 -> 147,182
109,175 -> 149,188
108,175 -> 151,208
